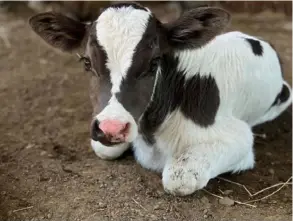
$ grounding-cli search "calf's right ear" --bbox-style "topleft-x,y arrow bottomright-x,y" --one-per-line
29,12 -> 87,52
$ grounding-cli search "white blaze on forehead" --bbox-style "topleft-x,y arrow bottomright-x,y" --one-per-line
96,6 -> 151,93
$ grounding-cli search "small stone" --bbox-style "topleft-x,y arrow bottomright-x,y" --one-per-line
40,151 -> 47,156
156,190 -> 164,196
223,190 -> 233,195
150,214 -> 157,220
219,197 -> 235,206
46,213 -> 52,219
39,174 -> 50,182
268,169 -> 275,175
204,214 -> 208,219
106,174 -> 113,179
203,209 -> 208,214
98,202 -> 107,208
25,144 -> 34,149
154,204 -> 160,210
137,177 -> 142,182
39,58 -> 48,64
270,200 -> 277,204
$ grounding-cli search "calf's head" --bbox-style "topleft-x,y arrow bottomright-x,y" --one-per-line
29,2 -> 230,147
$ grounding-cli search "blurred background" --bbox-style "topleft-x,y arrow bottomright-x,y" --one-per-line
0,1 -> 292,221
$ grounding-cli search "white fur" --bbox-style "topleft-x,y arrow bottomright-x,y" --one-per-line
91,9 -> 292,196
132,134 -> 167,172
250,81 -> 292,126
91,139 -> 129,160
157,112 -> 254,196
95,6 -> 151,94
175,31 -> 288,127
133,31 -> 291,195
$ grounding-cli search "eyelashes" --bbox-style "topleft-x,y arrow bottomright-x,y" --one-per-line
76,53 -> 92,72
76,53 -> 100,77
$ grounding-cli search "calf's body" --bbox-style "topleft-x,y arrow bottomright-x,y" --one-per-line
29,3 -> 292,196
93,30 -> 291,195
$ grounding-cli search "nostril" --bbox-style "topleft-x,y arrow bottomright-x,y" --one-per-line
121,122 -> 130,135
91,120 -> 104,142
91,119 -> 129,146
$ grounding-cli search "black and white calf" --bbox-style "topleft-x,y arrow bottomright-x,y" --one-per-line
29,3 -> 292,196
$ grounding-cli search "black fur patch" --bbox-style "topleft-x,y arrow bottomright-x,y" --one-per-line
245,38 -> 263,56
272,83 -> 291,106
88,25 -> 112,111
115,16 -> 167,121
181,74 -> 220,126
139,54 -> 220,144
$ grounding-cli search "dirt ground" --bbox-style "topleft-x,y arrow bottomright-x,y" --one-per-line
0,5 -> 292,221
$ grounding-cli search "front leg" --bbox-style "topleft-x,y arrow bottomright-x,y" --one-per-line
91,140 -> 130,160
162,148 -> 211,196
162,118 -> 255,196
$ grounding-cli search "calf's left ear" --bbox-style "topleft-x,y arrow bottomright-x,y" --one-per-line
165,7 -> 231,50
29,12 -> 87,52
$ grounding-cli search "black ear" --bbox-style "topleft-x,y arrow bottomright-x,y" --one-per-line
165,7 -> 231,50
29,12 -> 87,52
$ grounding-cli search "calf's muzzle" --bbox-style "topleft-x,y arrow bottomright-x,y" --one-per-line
91,119 -> 130,146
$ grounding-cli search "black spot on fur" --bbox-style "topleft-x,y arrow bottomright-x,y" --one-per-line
245,38 -> 263,56
181,74 -> 220,126
139,54 -> 220,144
272,83 -> 291,106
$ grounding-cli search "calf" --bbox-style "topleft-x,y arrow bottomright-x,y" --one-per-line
29,2 -> 292,196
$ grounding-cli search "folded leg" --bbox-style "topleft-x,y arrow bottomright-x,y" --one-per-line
162,117 -> 255,196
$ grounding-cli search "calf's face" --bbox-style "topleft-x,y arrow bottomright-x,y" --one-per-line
29,3 -> 230,147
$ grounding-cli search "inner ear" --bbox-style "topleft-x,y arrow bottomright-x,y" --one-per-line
29,12 -> 88,52
165,7 -> 231,50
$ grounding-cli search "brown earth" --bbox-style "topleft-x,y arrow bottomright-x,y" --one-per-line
0,5 -> 292,221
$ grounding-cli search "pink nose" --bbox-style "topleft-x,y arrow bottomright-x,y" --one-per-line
98,120 -> 129,141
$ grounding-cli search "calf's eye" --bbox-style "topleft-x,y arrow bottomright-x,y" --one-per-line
76,53 -> 92,72
83,58 -> 92,72
149,57 -> 160,72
